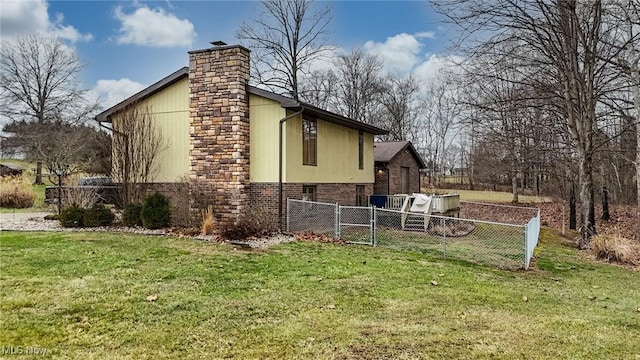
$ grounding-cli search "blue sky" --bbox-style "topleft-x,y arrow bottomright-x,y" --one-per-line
1,0 -> 453,109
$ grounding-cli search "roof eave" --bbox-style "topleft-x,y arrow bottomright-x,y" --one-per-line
288,103 -> 388,135
95,67 -> 189,123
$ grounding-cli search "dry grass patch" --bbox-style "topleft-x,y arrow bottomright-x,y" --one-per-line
0,175 -> 35,208
590,234 -> 640,266
201,205 -> 215,235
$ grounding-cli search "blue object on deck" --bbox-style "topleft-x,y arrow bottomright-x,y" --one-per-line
369,195 -> 387,208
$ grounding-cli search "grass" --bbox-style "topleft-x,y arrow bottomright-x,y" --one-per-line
0,159 -> 57,213
1,230 -> 639,359
0,183 -> 49,213
432,188 -> 553,203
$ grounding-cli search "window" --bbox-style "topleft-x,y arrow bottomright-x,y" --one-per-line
358,130 -> 364,170
356,185 -> 366,206
302,185 -> 316,202
303,118 -> 317,165
302,185 -> 316,211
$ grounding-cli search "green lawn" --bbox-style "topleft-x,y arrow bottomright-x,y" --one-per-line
1,230 -> 639,359
432,188 -> 553,203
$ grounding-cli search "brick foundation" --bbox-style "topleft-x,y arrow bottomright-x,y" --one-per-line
249,182 -> 374,211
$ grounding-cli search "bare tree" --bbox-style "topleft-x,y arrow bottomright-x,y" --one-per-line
110,103 -> 165,205
332,48 -> 386,125
299,69 -> 338,110
433,0 -> 634,248
606,0 -> 640,239
420,75 -> 464,187
237,0 -> 332,100
0,33 -> 95,184
379,75 -> 420,141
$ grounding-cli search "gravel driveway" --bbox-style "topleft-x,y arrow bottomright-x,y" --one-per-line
0,212 -> 61,231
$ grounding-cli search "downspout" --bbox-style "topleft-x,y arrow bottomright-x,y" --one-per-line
279,109 -> 304,229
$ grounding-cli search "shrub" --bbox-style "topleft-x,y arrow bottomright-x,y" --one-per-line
140,192 -> 171,229
62,187 -> 99,209
201,205 -> 214,235
221,206 -> 278,240
590,234 -> 640,266
0,176 -> 35,208
59,205 -> 86,228
83,205 -> 115,227
122,203 -> 143,227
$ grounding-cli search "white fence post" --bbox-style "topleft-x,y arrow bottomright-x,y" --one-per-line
524,223 -> 530,270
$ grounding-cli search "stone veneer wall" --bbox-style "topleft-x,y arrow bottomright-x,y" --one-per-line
188,45 -> 251,228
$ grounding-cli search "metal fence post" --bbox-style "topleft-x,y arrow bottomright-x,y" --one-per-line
442,218 -> 447,257
371,206 -> 376,246
334,203 -> 340,239
286,198 -> 290,232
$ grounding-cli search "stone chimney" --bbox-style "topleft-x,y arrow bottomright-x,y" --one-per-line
188,44 -> 251,227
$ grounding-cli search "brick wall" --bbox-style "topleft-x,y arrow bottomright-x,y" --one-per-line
374,168 -> 388,194
386,149 -> 421,195
188,45 -> 251,228
249,182 -> 374,211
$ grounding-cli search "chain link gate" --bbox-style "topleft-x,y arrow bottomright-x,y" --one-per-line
338,205 -> 374,245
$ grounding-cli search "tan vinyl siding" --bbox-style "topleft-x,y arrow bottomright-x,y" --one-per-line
284,117 -> 374,183
112,77 -> 189,183
249,94 -> 286,182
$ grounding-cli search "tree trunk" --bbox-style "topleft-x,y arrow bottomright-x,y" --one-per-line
578,156 -> 596,249
511,172 -> 519,204
601,186 -> 610,221
569,185 -> 577,230
635,66 -> 640,241
34,161 -> 43,185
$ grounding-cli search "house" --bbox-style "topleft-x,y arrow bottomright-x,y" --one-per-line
373,141 -> 426,195
0,163 -> 24,177
95,43 -> 387,227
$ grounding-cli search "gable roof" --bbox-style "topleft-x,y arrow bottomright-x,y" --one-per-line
95,67 -> 189,123
95,68 -> 388,135
374,141 -> 426,168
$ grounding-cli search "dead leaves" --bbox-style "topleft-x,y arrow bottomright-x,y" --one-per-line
295,232 -> 345,244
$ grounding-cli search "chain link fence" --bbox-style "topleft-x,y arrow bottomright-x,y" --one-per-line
286,198 -> 540,270
374,209 -> 526,269
286,199 -> 337,238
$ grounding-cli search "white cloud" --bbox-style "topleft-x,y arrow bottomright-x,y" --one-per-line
114,5 -> 196,48
0,0 -> 92,42
93,78 -> 147,109
413,54 -> 465,85
415,31 -> 436,39
363,33 -> 423,74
